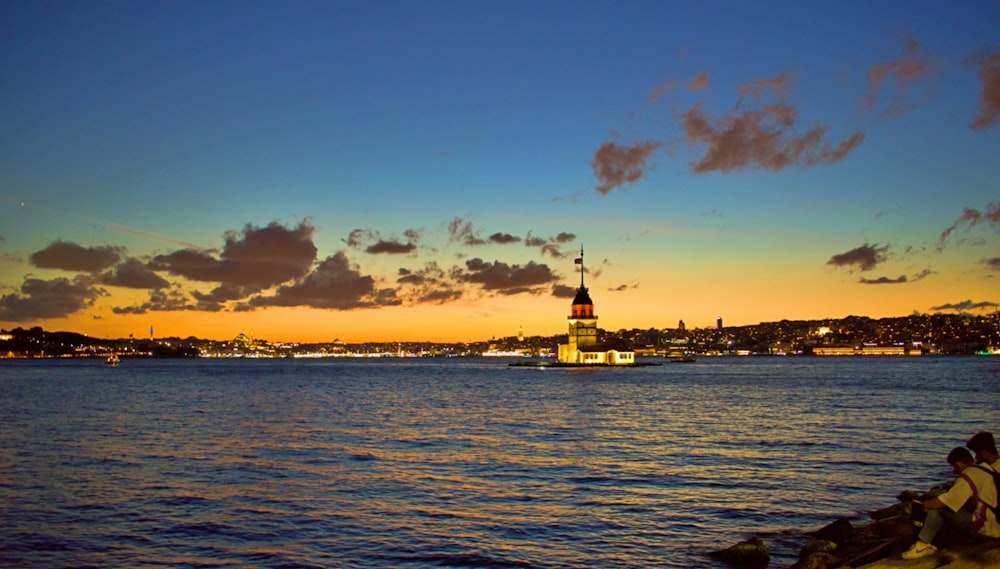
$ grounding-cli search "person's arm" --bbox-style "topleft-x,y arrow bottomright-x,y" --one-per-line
921,496 -> 946,511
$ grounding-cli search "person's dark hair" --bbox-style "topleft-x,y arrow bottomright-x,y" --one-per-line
947,447 -> 974,466
967,431 -> 997,454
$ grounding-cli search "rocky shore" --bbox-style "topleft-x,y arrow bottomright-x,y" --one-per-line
709,485 -> 1000,569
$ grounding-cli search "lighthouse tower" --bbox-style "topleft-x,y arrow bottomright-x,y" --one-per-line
558,246 -> 599,363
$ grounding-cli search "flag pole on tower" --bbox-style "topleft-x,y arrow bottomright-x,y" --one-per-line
575,244 -> 584,288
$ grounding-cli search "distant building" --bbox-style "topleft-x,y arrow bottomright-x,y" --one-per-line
557,246 -> 635,365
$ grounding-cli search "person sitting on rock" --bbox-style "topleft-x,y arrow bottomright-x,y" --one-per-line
902,447 -> 1000,560
967,431 -> 1000,470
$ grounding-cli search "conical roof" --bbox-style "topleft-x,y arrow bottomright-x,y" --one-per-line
572,286 -> 593,306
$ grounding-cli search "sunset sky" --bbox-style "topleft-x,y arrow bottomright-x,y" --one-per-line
2,1 -> 998,343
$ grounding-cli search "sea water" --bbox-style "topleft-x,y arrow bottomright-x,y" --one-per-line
1,357 -> 998,568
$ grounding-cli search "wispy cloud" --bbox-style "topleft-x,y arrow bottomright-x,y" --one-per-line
864,35 -> 933,117
930,299 -> 998,312
937,202 -> 1000,250
681,102 -> 864,174
859,268 -> 933,285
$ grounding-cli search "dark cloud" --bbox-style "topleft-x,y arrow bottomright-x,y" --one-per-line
396,263 -> 464,304
592,141 -> 661,194
681,103 -> 864,174
551,284 -> 577,299
967,50 -> 1000,129
930,299 -> 998,312
459,258 -> 559,295
252,252 -> 397,310
983,257 -> 1000,271
348,228 -> 421,253
112,287 -> 203,314
524,231 -> 576,258
827,243 -> 889,271
345,229 -> 376,248
100,258 -> 170,289
938,202 -> 1000,250
30,241 -> 123,272
859,275 -> 906,285
150,221 -> 317,291
0,276 -> 103,320
864,35 -> 933,117
366,239 -> 417,255
488,233 -> 521,245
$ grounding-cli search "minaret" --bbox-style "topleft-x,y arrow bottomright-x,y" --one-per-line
562,245 -> 598,361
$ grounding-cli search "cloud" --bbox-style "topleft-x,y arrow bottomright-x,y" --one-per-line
150,221 -> 317,292
930,299 -> 998,312
681,103 -> 864,174
347,228 -> 421,253
592,141 -> 661,194
937,202 -> 1000,250
459,258 -> 559,295
0,275 -> 103,321
345,229 -> 377,248
30,241 -> 123,272
100,258 -> 171,289
967,50 -> 1000,129
864,35 -> 933,117
983,257 -> 1000,271
648,73 -> 710,103
252,251 -> 397,310
112,286 -> 202,315
396,262 -> 464,304
366,239 -> 417,255
738,72 -> 790,101
447,217 -> 476,244
488,232 -> 521,245
859,275 -> 907,285
524,231 -> 576,258
552,284 -> 577,298
827,243 -> 889,271
859,268 -> 934,285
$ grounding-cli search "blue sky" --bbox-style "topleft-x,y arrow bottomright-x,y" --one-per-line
1,0 -> 998,341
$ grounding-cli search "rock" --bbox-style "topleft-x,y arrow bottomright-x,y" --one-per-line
871,502 -> 908,521
799,539 -> 837,558
853,538 -> 1000,568
708,537 -> 770,567
787,552 -> 839,569
809,518 -> 855,543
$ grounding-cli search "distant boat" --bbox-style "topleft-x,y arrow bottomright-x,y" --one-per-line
105,354 -> 120,366
668,353 -> 697,363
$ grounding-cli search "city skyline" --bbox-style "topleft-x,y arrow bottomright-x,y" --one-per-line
2,1 -> 999,343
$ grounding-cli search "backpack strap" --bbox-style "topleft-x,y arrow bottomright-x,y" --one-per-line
969,465 -> 1000,514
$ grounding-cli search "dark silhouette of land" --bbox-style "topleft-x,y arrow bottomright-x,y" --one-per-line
2,312 -> 997,359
